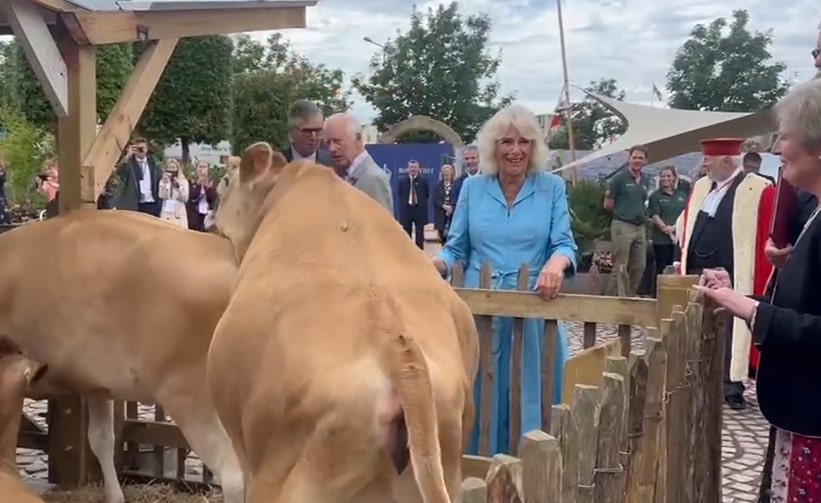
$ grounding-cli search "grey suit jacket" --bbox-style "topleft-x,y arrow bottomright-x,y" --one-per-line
348,154 -> 393,214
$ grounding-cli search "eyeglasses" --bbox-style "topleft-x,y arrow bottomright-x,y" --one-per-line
813,48 -> 821,59
298,127 -> 322,136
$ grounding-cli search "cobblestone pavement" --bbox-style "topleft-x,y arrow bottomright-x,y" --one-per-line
17,252 -> 767,502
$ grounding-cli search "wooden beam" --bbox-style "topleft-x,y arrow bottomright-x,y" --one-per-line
454,289 -> 659,327
83,38 -> 178,199
1,0 -> 68,117
56,24 -> 97,212
63,6 -> 307,45
28,0 -> 81,11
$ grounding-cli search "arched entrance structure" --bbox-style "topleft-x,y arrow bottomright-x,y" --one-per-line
380,115 -> 464,147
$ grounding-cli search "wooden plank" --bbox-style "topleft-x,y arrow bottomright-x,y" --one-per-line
583,322 -> 597,348
684,294 -> 704,503
63,6 -> 310,45
509,265 -> 529,454
618,324 -> 632,357
477,263 -> 493,457
519,430 -> 562,503
664,311 -> 687,503
485,454 -> 523,503
572,385 -> 599,503
550,404 -> 577,503
656,275 -> 698,325
632,336 -> 666,503
594,373 -> 627,502
541,319 -> 559,430
463,455 -> 492,479
624,351 -> 649,502
462,477 -> 488,503
701,298 -> 726,503
17,430 -> 49,451
562,339 -> 621,405
455,289 -> 658,327
121,418 -> 188,450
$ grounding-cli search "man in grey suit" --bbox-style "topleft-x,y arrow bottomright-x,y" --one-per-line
282,99 -> 333,167
324,112 -> 393,214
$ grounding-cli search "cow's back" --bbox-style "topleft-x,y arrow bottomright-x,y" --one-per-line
0,210 -> 237,399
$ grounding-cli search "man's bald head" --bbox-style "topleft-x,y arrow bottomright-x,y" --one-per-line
324,113 -> 364,172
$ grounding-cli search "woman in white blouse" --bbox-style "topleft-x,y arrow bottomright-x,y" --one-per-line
158,158 -> 189,228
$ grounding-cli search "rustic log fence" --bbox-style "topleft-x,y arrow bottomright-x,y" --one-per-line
17,264 -> 724,502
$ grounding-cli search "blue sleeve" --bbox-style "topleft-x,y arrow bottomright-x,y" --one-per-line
437,176 -> 472,272
546,175 -> 578,275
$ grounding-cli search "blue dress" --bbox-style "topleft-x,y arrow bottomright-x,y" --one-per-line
437,171 -> 577,455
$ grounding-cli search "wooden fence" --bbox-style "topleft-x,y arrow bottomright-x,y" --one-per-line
17,265 -> 724,502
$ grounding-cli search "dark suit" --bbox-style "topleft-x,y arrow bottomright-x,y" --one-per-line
114,156 -> 161,216
755,206 -> 821,437
187,182 -> 217,231
398,174 -> 430,249
283,146 -> 333,167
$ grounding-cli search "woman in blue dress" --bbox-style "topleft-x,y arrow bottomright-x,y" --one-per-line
432,104 -> 577,456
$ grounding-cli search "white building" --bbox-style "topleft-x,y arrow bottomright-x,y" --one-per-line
361,124 -> 380,145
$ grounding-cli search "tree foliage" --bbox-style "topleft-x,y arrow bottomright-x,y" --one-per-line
352,1 -> 513,144
567,179 -> 610,257
549,78 -> 627,150
231,34 -> 351,153
137,36 -> 234,163
0,103 -> 54,206
666,10 -> 789,111
7,42 -> 133,129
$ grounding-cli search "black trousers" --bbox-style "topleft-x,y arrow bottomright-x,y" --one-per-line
138,201 -> 161,217
653,244 -> 675,276
401,206 -> 426,249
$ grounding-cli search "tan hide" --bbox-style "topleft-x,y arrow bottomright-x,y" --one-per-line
0,211 -> 246,503
207,155 -> 479,503
0,341 -> 46,503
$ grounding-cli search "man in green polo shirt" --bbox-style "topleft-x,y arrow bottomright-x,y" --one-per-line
648,167 -> 688,280
604,145 -> 650,296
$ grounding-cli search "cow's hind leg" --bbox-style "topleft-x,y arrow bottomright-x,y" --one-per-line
86,397 -> 125,503
161,397 -> 245,503
253,411 -> 378,503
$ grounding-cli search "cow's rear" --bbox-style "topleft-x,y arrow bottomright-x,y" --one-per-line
207,146 -> 479,502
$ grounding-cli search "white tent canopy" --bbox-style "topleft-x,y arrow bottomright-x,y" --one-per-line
556,93 -> 777,173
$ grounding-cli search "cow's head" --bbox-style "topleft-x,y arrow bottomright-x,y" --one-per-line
211,142 -> 287,262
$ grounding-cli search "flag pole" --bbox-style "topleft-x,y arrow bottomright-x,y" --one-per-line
650,83 -> 655,107
556,0 -> 577,185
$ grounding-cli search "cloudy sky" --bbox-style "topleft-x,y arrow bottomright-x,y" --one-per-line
270,0 -> 819,123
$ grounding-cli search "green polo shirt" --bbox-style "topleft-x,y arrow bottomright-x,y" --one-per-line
607,170 -> 649,226
647,188 -> 687,245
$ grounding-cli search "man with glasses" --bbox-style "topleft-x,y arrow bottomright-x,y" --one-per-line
283,99 -> 332,167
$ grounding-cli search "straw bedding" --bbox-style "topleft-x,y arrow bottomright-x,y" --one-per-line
40,482 -> 222,502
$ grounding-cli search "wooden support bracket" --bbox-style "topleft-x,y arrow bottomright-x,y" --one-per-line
1,0 -> 68,117
82,38 -> 178,200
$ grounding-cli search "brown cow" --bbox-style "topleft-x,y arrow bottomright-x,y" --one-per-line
207,143 -> 479,502
0,211 -> 244,503
0,337 -> 46,503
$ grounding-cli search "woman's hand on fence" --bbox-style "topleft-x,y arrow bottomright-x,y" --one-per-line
535,255 -> 570,300
698,268 -> 731,289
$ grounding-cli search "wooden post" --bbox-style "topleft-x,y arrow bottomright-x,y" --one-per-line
48,23 -> 101,489
701,298 -> 726,503
519,430 -> 562,503
485,454 -> 524,502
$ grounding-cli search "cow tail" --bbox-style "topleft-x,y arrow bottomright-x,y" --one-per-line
383,333 -> 450,503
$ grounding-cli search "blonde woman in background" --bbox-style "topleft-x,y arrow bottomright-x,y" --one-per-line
433,163 -> 456,243
158,158 -> 189,228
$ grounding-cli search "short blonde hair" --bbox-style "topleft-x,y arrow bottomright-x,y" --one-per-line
440,164 -> 455,181
164,158 -> 181,171
774,79 -> 821,152
476,104 -> 548,174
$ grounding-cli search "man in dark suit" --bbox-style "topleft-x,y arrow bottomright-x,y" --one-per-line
113,137 -> 162,216
743,152 -> 776,184
282,99 -> 333,167
398,160 -> 430,249
453,145 -> 479,204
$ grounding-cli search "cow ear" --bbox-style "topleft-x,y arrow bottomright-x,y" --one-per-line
0,335 -> 21,358
239,142 -> 275,183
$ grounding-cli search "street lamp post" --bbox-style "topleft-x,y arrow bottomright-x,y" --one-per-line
363,36 -> 387,65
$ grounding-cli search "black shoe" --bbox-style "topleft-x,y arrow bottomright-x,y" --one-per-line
725,395 -> 747,410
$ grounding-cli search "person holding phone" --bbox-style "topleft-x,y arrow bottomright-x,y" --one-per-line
113,137 -> 161,216
158,159 -> 189,228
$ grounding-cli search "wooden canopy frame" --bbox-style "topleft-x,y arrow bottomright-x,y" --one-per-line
1,0 -> 317,489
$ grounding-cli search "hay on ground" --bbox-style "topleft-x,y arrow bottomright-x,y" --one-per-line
40,482 -> 222,502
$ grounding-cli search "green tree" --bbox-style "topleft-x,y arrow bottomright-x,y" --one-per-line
352,2 -> 513,144
231,34 -> 351,153
548,78 -> 627,150
0,41 -> 19,114
137,36 -> 233,164
666,10 -> 788,111
0,103 -> 54,207
12,42 -> 133,129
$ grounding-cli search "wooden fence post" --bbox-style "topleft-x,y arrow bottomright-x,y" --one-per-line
551,404 -> 577,503
572,385 -> 600,503
684,292 -> 705,502
519,430 -> 562,503
47,396 -> 100,488
700,296 -> 726,503
663,310 -> 688,503
631,335 -> 666,503
462,477 -> 488,503
477,262 -> 493,456
624,350 -> 649,501
486,454 -> 524,503
594,373 -> 628,501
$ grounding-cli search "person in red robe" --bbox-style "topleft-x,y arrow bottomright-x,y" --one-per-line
675,138 -> 775,410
